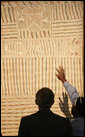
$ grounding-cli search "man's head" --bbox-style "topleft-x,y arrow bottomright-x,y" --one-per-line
71,97 -> 84,118
35,87 -> 55,109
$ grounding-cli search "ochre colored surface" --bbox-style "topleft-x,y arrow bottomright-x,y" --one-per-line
1,1 -> 84,136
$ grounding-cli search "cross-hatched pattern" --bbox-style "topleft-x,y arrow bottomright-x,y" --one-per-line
1,1 -> 84,136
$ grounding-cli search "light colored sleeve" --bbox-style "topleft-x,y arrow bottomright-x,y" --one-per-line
63,82 -> 79,104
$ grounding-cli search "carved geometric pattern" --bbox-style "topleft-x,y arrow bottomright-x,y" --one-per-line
1,57 -> 83,96
1,56 -> 84,136
1,37 -> 83,56
1,95 -> 72,136
18,30 -> 51,39
52,20 -> 83,37
1,5 -> 16,23
1,1 -> 84,136
52,2 -> 83,21
1,24 -> 18,39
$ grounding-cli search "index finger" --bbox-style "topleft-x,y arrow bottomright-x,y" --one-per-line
56,68 -> 60,73
59,66 -> 64,71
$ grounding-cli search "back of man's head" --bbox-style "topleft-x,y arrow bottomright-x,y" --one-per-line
35,87 -> 55,109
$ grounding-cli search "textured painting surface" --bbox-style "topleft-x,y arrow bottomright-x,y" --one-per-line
1,1 -> 84,136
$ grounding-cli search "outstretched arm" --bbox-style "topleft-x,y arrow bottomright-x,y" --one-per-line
56,66 -> 79,104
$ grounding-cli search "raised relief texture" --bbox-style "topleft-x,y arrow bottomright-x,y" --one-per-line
1,1 -> 84,136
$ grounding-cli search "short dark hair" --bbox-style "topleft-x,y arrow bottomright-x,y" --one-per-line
36,87 -> 54,108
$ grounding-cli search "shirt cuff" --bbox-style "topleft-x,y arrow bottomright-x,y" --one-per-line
63,81 -> 70,88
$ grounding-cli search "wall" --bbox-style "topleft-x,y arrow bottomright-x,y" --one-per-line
1,1 -> 84,136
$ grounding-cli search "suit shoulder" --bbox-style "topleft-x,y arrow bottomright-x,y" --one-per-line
52,112 -> 70,122
21,112 -> 38,120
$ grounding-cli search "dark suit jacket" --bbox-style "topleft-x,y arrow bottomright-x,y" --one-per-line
18,109 -> 72,136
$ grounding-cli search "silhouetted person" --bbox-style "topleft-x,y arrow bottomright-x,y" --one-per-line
56,66 -> 84,136
18,88 -> 72,136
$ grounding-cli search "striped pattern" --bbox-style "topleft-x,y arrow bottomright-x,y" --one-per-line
1,57 -> 84,96
1,37 -> 83,56
1,95 -> 72,136
19,30 -> 50,39
1,1 -> 84,136
1,56 -> 83,135
1,5 -> 16,23
52,20 -> 83,37
1,96 -> 37,136
1,24 -> 18,39
52,3 -> 83,21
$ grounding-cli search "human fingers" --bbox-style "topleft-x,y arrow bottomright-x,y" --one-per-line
59,97 -> 63,104
56,68 -> 60,73
59,66 -> 65,73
